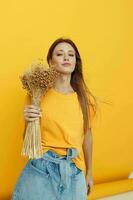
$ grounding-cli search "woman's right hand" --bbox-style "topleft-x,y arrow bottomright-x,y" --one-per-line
23,105 -> 42,122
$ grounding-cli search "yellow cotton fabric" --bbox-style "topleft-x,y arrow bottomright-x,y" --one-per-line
25,87 -> 94,176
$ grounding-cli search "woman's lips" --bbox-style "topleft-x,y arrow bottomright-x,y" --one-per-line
62,63 -> 71,67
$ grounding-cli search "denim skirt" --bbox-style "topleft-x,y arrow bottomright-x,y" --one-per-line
11,147 -> 87,200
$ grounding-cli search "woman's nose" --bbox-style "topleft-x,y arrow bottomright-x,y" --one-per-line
64,55 -> 69,60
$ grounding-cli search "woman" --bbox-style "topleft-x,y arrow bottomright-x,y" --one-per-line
12,37 -> 97,200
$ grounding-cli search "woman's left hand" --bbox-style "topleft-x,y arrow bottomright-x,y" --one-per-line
85,173 -> 94,195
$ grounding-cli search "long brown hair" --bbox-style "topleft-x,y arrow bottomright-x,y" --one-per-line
46,37 -> 98,135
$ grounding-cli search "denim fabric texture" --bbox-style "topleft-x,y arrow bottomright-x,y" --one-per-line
11,148 -> 87,200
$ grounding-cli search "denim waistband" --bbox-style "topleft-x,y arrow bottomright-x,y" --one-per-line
41,148 -> 78,189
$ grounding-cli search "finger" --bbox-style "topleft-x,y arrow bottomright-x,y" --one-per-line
25,117 -> 40,122
25,105 -> 42,111
24,108 -> 42,114
87,188 -> 91,195
24,113 -> 42,118
87,185 -> 91,194
24,106 -> 41,111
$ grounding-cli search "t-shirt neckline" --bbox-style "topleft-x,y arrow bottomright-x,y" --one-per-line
50,87 -> 77,97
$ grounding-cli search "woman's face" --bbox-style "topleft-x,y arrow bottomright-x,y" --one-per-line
49,42 -> 76,75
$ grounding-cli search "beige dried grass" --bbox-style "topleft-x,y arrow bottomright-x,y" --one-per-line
20,59 -> 60,159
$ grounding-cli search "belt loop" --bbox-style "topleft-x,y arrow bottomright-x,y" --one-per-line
66,148 -> 78,161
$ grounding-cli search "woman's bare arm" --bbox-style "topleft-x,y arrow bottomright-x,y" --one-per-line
82,128 -> 93,176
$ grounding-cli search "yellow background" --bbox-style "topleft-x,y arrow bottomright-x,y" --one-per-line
0,0 -> 133,199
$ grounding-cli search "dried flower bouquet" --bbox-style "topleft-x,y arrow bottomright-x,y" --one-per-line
20,59 -> 60,159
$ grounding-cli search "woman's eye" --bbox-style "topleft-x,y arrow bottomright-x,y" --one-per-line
56,54 -> 74,56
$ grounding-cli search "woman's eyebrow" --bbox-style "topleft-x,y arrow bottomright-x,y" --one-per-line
57,49 -> 75,53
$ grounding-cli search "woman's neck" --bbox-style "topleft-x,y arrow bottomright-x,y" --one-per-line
52,85 -> 74,93
53,74 -> 74,93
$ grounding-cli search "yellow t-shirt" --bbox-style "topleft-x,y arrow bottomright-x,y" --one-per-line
24,87 -> 94,176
